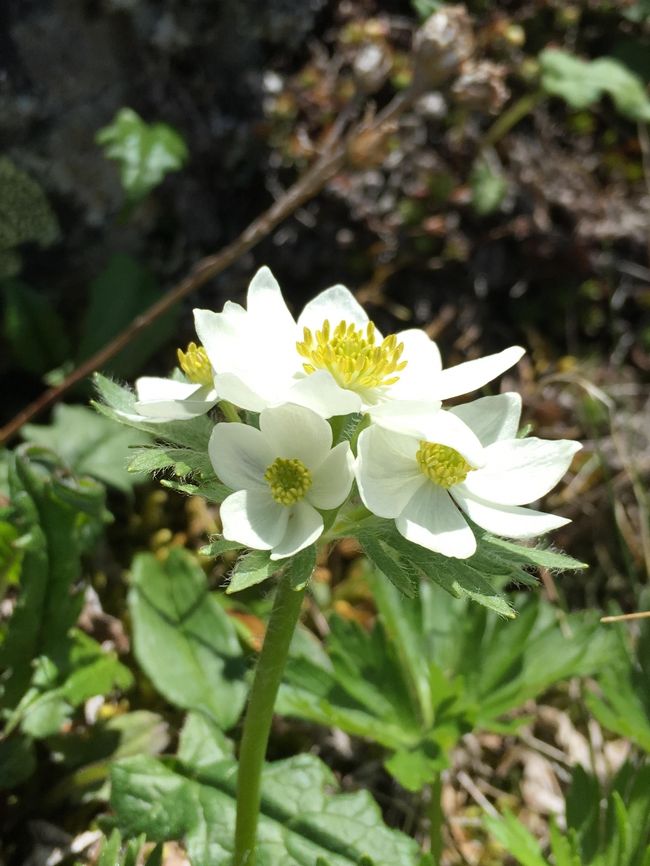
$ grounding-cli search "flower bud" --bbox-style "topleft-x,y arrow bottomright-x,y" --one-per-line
412,5 -> 475,91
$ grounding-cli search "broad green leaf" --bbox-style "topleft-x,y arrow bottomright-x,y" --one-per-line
539,49 -> 650,121
78,254 -> 179,377
111,751 -> 420,866
2,280 -> 70,375
483,811 -> 547,866
470,159 -> 507,216
286,544 -> 317,590
227,549 -> 277,594
0,454 -> 107,709
128,548 -> 246,729
97,108 -> 188,203
22,404 -> 152,492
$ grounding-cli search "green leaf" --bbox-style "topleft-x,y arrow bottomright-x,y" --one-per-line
0,735 -> 36,790
286,544 -> 317,590
0,157 -> 59,277
111,751 -> 420,866
357,528 -> 419,598
470,159 -> 507,216
483,811 -> 547,866
278,565 -> 615,792
128,548 -> 247,729
97,108 -> 188,203
0,454 -> 107,709
22,404 -> 152,492
227,549 -> 277,594
94,373 -> 214,452
585,616 -> 650,753
483,535 -> 587,573
539,49 -> 650,121
78,254 -> 179,377
200,537 -> 243,558
2,280 -> 71,375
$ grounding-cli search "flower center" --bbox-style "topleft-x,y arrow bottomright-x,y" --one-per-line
264,457 -> 312,506
177,342 -> 213,386
416,441 -> 472,489
296,319 -> 407,392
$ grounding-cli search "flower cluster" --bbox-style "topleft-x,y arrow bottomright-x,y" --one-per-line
127,267 -> 579,560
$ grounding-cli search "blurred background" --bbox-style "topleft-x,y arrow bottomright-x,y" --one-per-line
1,1 -> 650,862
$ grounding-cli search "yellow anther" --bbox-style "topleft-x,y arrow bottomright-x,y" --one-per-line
264,457 -> 312,506
295,319 -> 407,392
177,342 -> 213,386
416,441 -> 472,489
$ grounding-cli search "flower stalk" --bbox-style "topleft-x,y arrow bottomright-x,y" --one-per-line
234,568 -> 307,866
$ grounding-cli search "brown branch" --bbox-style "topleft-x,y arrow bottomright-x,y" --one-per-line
0,89 -> 416,446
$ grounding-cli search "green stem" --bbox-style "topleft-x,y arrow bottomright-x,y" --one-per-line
481,90 -> 544,150
220,400 -> 241,423
233,570 -> 306,866
429,775 -> 443,864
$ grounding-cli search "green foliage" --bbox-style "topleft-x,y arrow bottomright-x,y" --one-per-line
111,712 -> 421,866
0,157 -> 59,278
96,829 -> 161,866
586,615 -> 650,753
539,50 -> 650,121
2,280 -> 71,376
128,548 -> 247,729
78,254 -> 179,377
484,762 -> 650,866
278,570 -> 613,791
470,159 -> 507,216
352,517 -> 586,616
0,452 -> 136,794
411,0 -> 444,19
97,108 -> 189,203
22,404 -> 152,492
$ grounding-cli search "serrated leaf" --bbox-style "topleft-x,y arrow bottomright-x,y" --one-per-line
111,751 -> 420,866
23,404 -> 152,492
227,549 -> 277,594
484,535 -> 587,573
128,548 -> 246,729
97,108 -> 188,203
540,49 -> 650,121
483,810 -> 547,866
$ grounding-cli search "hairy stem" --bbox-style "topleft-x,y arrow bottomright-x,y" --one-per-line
233,570 -> 306,866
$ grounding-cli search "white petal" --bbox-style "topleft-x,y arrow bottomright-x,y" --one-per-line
452,490 -> 570,538
431,346 -> 525,400
356,426 -> 426,518
284,370 -> 363,418
271,500 -> 324,560
208,423 -> 273,491
246,266 -> 297,341
134,377 -> 217,420
297,285 -> 370,333
259,404 -> 332,469
220,489 -> 288,550
308,442 -> 355,510
370,405 -> 486,468
396,484 -> 477,559
450,393 -> 522,447
212,372 -> 275,412
461,437 -> 582,506
193,307 -> 247,374
386,329 -> 443,401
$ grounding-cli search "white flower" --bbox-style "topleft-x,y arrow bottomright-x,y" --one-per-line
356,393 -> 581,559
130,343 -> 218,422
210,404 -> 355,560
194,266 -> 524,419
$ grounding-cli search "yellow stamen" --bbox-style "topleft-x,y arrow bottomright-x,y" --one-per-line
416,441 -> 472,489
296,319 -> 407,392
264,457 -> 312,506
177,342 -> 213,386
